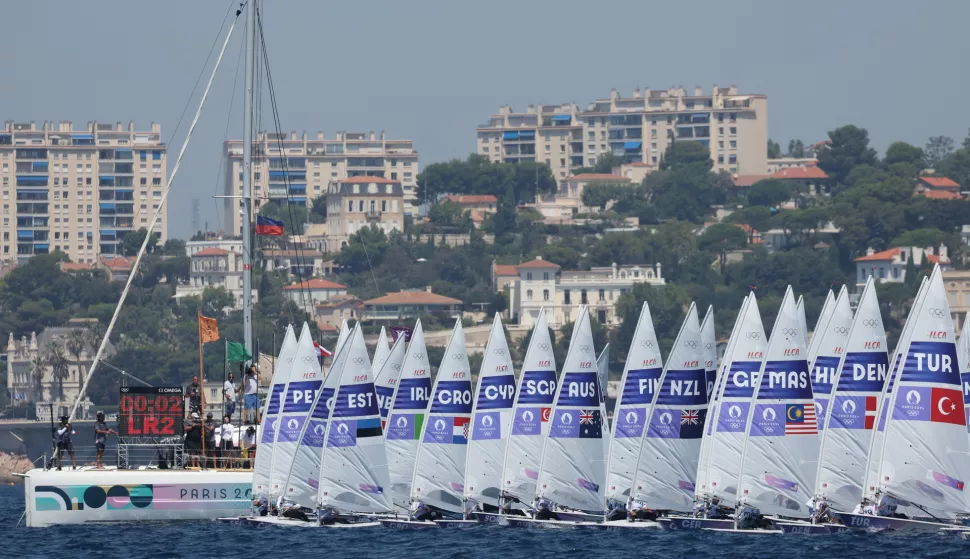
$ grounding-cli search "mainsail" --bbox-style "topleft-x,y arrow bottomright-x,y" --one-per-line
632,303 -> 707,512
807,290 -> 836,363
605,302 -> 663,504
375,335 -> 407,432
737,288 -> 818,518
385,320 -> 433,508
875,265 -> 969,517
465,313 -> 516,509
700,305 -> 717,402
536,306 -> 607,512
372,326 -> 391,378
252,325 -> 297,496
318,326 -> 392,514
815,277 -> 888,511
410,320 -> 474,514
810,286 -> 852,432
959,314 -> 970,430
796,294 -> 809,348
501,309 -> 558,504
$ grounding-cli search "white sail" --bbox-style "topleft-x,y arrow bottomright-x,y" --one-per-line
375,335 -> 407,432
814,277 -> 888,511
385,320 -> 433,508
796,294 -> 809,348
372,326 -> 391,378
411,320 -> 474,513
705,294 -> 767,503
862,276 -> 928,501
605,302 -> 663,503
810,286 -> 853,432
318,326 -> 392,513
696,297 -> 747,500
700,305 -> 718,402
807,290 -> 836,363
253,325 -> 298,496
596,344 -> 612,485
464,313 -> 516,509
334,319 -> 350,360
270,322 -> 325,496
536,306 -> 607,512
633,303 -> 707,511
959,313 -> 970,431
737,288 -> 818,518
875,265 -> 969,517
501,309 -> 558,504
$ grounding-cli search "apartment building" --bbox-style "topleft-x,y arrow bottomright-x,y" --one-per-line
223,130 -> 419,235
326,176 -> 406,249
173,247 -> 258,309
477,86 -> 767,180
0,120 -> 167,264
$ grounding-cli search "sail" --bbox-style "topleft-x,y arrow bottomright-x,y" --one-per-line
810,287 -> 853,432
705,294 -> 767,503
633,303 -> 707,511
700,306 -> 717,402
807,290 -> 836,363
814,277 -> 889,511
696,297 -> 747,500
375,335 -> 407,432
536,307 -> 607,512
334,319 -> 350,358
596,344 -> 612,486
372,326 -> 391,378
605,302 -> 663,503
318,326 -> 392,513
863,276 -> 928,500
501,309 -> 558,503
876,266 -> 969,517
270,323 -> 325,496
385,320 -> 433,508
796,295 -> 809,348
464,314 -> 516,509
738,288 -> 818,518
959,314 -> 970,431
253,325 -> 298,496
411,320 -> 474,513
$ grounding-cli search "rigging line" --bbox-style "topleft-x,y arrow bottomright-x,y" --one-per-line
211,35 -> 246,234
68,14 -> 241,422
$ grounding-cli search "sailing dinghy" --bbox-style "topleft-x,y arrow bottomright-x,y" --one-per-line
375,334 -> 407,432
252,325 -> 298,500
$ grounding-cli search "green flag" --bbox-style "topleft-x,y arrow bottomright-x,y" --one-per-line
226,341 -> 252,362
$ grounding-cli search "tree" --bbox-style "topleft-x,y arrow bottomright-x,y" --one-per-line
767,139 -> 781,159
660,140 -> 713,172
614,283 -> 690,355
963,129 -> 970,151
258,201 -> 308,235
699,224 -> 748,280
924,136 -> 955,168
817,125 -> 878,184
30,355 -> 47,403
160,238 -> 186,256
308,194 -> 327,223
934,148 -> 970,187
890,228 -> 947,249
789,140 -> 805,158
884,142 -> 924,169
66,329 -> 87,382
46,341 -> 69,400
746,179 -> 790,207
427,200 -> 472,232
572,152 -> 624,176
416,154 -> 556,208
724,206 -> 773,234
120,228 -> 160,257
333,226 -> 390,275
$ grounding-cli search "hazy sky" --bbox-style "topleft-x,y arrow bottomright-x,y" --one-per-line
4,1 -> 969,238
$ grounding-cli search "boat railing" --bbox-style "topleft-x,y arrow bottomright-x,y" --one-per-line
37,438 -> 257,472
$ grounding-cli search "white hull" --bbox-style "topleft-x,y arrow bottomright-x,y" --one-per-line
379,518 -> 439,529
24,468 -> 252,527
704,528 -> 783,534
502,517 -> 576,529
575,519 -> 661,530
435,519 -> 479,527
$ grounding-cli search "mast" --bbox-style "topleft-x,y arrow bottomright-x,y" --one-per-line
241,0 -> 256,362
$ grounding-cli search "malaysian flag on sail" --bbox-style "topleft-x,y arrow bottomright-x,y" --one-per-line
785,403 -> 817,435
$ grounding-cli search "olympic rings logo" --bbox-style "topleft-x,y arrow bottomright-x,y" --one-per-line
928,308 -> 946,319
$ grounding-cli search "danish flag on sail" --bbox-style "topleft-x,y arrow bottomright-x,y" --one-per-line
313,342 -> 333,357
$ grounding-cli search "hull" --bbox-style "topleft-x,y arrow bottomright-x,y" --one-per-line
435,519 -> 480,528
379,519 -> 439,529
24,468 -> 252,527
555,511 -> 602,522
835,512 -> 958,533
658,516 -> 734,531
219,515 -> 316,527
704,528 -> 783,534
775,520 -> 843,535
575,519 -> 661,530
473,512 -> 504,524
502,517 -> 576,529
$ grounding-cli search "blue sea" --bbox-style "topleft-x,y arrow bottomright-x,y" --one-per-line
1,485 -> 966,558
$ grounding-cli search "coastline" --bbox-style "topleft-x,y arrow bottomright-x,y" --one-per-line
0,451 -> 32,484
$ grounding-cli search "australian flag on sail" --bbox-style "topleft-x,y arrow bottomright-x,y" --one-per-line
255,215 -> 285,236
551,409 -> 601,438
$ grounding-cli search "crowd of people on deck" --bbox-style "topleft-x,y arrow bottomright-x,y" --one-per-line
182,363 -> 261,469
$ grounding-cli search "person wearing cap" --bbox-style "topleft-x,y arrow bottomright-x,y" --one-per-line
203,412 -> 217,469
55,416 -> 77,470
241,422 -> 257,468
243,364 -> 259,424
184,412 -> 203,468
94,411 -> 116,469
223,372 -> 237,419
187,376 -> 202,416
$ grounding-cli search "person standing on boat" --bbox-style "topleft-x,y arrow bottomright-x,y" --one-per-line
219,415 -> 235,469
223,372 -> 237,419
243,365 -> 259,424
187,376 -> 202,416
184,412 -> 202,468
204,412 -> 217,468
55,416 -> 76,470
241,424 -> 257,468
94,411 -> 116,469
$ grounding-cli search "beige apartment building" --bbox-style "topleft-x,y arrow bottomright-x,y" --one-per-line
477,86 -> 767,180
325,176 -> 405,250
223,130 -> 419,235
0,120 -> 167,265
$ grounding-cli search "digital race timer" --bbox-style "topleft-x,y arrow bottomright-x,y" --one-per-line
118,386 -> 185,437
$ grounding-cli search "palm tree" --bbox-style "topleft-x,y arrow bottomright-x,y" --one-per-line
30,355 -> 47,402
46,342 -> 70,401
66,329 -> 86,379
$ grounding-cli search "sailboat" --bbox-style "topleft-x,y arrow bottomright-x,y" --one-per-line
374,334 -> 407,432
498,309 -> 558,519
723,287 -> 817,534
372,327 -> 392,378
836,265 -> 970,532
604,303 -> 663,513
701,306 -> 718,405
960,314 -> 970,430
507,306 -> 607,528
796,295 -> 810,349
383,320 -> 473,528
252,325 -> 298,498
463,314 -> 516,523
808,288 -> 851,436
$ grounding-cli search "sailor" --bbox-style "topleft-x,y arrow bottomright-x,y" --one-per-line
707,497 -> 730,519
627,495 -> 658,522
533,497 -> 559,521
319,506 -> 348,525
605,499 -> 626,522
693,499 -> 705,518
810,497 -> 833,524
874,490 -> 901,518
737,504 -> 771,530
499,491 -> 526,516
410,500 -> 437,522
463,498 -> 477,520
253,495 -> 269,516
55,416 -> 77,470
277,497 -> 310,522
94,411 -> 116,469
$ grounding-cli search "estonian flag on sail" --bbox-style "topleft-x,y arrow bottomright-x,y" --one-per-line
255,216 -> 284,236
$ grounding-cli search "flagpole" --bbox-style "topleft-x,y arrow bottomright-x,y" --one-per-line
198,312 -> 207,470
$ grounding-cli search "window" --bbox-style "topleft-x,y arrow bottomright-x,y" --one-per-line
543,272 -> 549,281
730,140 -> 737,149
152,178 -> 161,186
543,289 -> 549,301
892,267 -> 899,279
717,155 -> 724,164
381,200 -> 387,212
358,200 -> 364,212
526,289 -> 533,301
347,201 -> 353,212
526,272 -> 533,281
729,154 -> 737,164
581,289 -> 588,304
598,289 -> 605,302
729,127 -> 737,135
651,129 -> 657,138
140,177 -> 147,185
563,289 -> 571,304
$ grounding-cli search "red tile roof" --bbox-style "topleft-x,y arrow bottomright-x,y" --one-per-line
771,166 -> 829,180
101,256 -> 136,270
732,174 -> 771,188
364,291 -> 463,305
927,254 -> 947,264
193,247 -> 230,257
919,176 -> 960,189
60,262 -> 94,272
854,248 -> 900,262
567,173 -> 630,181
284,279 -> 347,291
493,264 -> 519,276
516,257 -> 561,269
916,189 -> 963,200
340,176 -> 398,184
445,195 -> 497,205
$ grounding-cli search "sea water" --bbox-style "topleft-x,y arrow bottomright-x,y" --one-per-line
1,485 -> 965,558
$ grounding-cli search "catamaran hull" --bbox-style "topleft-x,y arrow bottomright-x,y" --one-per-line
835,512 -> 958,533
658,516 -> 734,530
379,519 -> 439,529
23,468 -> 253,527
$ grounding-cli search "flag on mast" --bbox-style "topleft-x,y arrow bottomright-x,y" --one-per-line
255,216 -> 284,236
198,314 -> 220,343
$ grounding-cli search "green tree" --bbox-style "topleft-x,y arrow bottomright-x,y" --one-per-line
160,238 -> 186,256
614,283 -> 690,355
699,223 -> 748,280
46,341 -> 69,400
788,140 -> 805,158
308,194 -> 327,223
30,355 -> 46,402
416,154 -> 556,208
120,228 -> 160,257
935,148 -> 970,187
746,179 -> 790,207
767,139 -> 781,159
924,136 -> 955,168
334,226 -> 390,275
724,206 -> 773,233
427,200 -> 473,232
891,228 -> 947,249
258,201 -> 308,235
660,140 -> 713,172
817,125 -> 878,184
884,141 -> 924,168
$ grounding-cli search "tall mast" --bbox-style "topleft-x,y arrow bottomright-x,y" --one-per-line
241,0 -> 256,362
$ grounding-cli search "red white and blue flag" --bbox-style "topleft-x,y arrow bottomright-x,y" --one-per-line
255,216 -> 285,236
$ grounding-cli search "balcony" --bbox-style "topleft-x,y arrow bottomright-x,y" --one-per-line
365,210 -> 382,221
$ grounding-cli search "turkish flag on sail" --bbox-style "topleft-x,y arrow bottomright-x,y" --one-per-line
930,387 -> 966,426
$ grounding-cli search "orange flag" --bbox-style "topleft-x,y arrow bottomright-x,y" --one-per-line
198,313 -> 220,344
